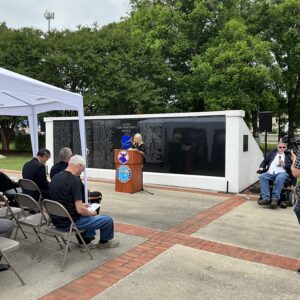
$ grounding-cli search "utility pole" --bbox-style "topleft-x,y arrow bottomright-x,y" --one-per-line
44,10 -> 54,32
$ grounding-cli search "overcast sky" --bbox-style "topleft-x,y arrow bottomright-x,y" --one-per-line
0,0 -> 131,31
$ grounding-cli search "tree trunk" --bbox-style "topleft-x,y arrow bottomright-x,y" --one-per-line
251,110 -> 259,139
288,95 -> 296,140
0,127 -> 10,151
278,115 -> 281,142
0,117 -> 17,152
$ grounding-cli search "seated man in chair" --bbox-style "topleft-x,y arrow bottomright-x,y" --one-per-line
22,148 -> 51,199
257,142 -> 293,208
50,147 -> 102,213
50,155 -> 119,251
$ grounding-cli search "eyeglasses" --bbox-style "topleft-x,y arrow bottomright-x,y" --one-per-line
278,146 -> 286,149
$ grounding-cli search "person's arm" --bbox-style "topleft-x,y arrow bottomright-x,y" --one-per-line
71,177 -> 95,216
291,150 -> 300,177
138,143 -> 146,155
75,200 -> 96,216
259,150 -> 274,170
37,164 -> 49,189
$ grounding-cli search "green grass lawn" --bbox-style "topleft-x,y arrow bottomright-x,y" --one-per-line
0,152 -> 32,171
259,143 -> 277,152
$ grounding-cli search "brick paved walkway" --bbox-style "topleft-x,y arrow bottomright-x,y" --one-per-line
40,188 -> 300,300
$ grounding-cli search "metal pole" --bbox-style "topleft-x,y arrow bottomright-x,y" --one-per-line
44,11 -> 54,32
264,130 -> 267,157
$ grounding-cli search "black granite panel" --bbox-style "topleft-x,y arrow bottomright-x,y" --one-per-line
53,115 -> 226,176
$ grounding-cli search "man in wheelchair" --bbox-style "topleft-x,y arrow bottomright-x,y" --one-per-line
257,142 -> 294,208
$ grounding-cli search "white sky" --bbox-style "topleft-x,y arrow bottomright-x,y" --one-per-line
0,0 -> 131,31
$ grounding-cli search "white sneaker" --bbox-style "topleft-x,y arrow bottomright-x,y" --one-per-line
97,238 -> 120,249
79,242 -> 98,253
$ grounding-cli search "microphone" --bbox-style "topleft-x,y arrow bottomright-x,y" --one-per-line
277,155 -> 282,167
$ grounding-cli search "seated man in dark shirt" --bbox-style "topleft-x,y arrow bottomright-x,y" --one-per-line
49,155 -> 119,251
22,148 -> 51,199
50,147 -> 72,179
50,147 -> 102,211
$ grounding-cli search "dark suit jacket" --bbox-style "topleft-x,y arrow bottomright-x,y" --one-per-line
22,158 -> 50,199
259,149 -> 293,177
50,161 -> 68,179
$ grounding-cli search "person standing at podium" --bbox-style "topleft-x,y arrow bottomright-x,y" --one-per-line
130,133 -> 146,163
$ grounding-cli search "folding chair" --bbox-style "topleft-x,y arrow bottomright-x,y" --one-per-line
0,193 -> 26,239
0,237 -> 25,285
0,171 -> 21,206
18,179 -> 43,206
39,199 -> 93,272
14,193 -> 48,258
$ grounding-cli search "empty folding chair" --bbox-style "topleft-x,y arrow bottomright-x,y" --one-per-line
0,237 -> 25,285
39,199 -> 93,272
0,193 -> 27,240
18,179 -> 43,206
14,193 -> 48,258
0,193 -> 22,223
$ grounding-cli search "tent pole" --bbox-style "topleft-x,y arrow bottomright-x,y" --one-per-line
78,109 -> 88,203
28,114 -> 39,156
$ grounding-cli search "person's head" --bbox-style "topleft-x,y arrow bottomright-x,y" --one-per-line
59,147 -> 73,162
277,142 -> 287,154
133,133 -> 143,145
36,148 -> 51,165
173,133 -> 182,143
67,155 -> 85,176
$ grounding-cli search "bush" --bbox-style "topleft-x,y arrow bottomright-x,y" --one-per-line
14,134 -> 45,152
259,143 -> 277,153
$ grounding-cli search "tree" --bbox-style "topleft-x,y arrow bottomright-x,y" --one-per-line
255,0 -> 300,138
0,24 -> 45,150
192,18 -> 279,132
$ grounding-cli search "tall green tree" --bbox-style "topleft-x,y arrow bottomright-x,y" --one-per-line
255,0 -> 300,138
0,23 -> 45,150
192,19 -> 278,117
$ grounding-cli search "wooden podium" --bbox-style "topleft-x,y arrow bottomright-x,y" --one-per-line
114,149 -> 143,193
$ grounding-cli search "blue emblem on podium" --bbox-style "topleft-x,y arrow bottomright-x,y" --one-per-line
117,165 -> 132,183
118,150 -> 129,164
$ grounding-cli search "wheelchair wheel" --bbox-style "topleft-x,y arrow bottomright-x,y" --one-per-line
288,191 -> 295,207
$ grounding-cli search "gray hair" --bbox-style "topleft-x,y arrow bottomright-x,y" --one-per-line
69,155 -> 85,167
59,147 -> 72,161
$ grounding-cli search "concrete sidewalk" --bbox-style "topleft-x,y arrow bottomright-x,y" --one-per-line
1,171 -> 300,300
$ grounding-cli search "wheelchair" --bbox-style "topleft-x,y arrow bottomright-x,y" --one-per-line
258,176 -> 296,208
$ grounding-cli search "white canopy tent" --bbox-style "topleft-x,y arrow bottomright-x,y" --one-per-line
0,67 -> 88,201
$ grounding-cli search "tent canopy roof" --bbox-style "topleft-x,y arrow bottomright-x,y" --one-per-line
0,67 -> 88,201
0,67 -> 83,116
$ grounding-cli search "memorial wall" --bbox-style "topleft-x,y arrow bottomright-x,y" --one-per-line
53,115 -> 226,177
